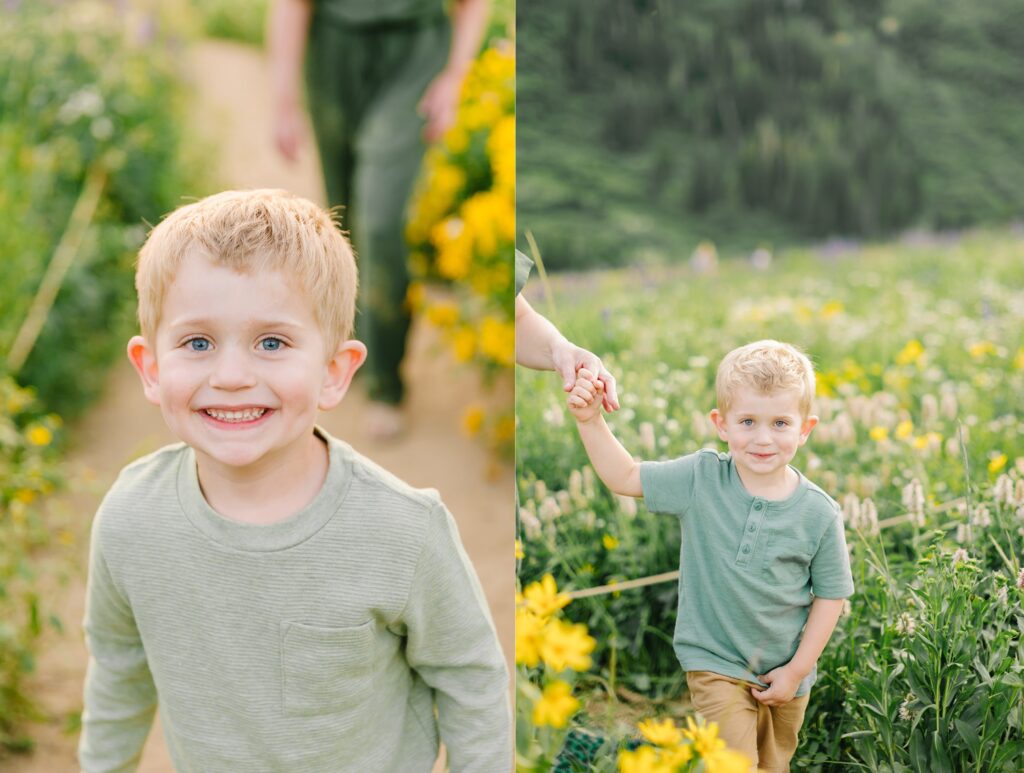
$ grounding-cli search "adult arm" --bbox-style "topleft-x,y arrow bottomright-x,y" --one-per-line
419,0 -> 491,143
515,294 -> 620,410
398,503 -> 511,772
78,517 -> 157,772
267,0 -> 313,162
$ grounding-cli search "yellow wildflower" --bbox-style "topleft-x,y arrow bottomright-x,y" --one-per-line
603,534 -> 620,550
638,717 -> 683,748
404,282 -> 425,313
968,340 -> 996,359
451,327 -> 476,362
989,454 -> 1008,474
1014,349 -> 1024,370
521,573 -> 570,617
532,680 -> 579,729
683,717 -> 726,757
895,420 -> 913,440
538,618 -> 596,672
618,745 -> 675,773
514,539 -> 524,560
703,747 -> 756,773
895,339 -> 924,366
425,301 -> 459,328
820,300 -> 844,319
869,426 -> 888,442
479,316 -> 514,367
514,607 -> 544,667
461,405 -> 484,437
14,489 -> 36,504
912,435 -> 929,451
26,425 -> 53,446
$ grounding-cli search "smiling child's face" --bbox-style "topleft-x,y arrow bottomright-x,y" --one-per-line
710,387 -> 817,486
127,252 -> 364,476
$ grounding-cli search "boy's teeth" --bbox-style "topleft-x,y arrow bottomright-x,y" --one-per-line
205,408 -> 267,422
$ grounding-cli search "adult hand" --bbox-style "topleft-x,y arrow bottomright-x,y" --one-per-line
750,665 -> 801,706
550,340 -> 620,413
418,68 -> 463,144
274,101 -> 305,163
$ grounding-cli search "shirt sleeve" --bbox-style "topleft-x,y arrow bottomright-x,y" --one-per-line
809,510 -> 855,599
78,511 -> 157,773
396,503 -> 511,773
639,452 -> 701,516
514,250 -> 533,296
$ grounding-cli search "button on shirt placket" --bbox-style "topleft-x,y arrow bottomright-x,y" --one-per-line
735,499 -> 765,567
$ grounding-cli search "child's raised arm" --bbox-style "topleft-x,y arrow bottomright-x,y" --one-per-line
568,368 -> 642,497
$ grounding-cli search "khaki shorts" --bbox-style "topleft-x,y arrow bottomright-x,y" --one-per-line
686,671 -> 810,773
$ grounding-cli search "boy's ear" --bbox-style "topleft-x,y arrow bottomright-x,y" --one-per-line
318,340 -> 368,411
709,408 -> 728,441
127,335 -> 162,406
798,414 -> 819,445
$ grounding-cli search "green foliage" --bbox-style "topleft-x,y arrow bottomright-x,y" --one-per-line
192,0 -> 268,46
0,379 -> 64,751
518,0 -> 1024,269
0,1 -> 204,420
517,230 -> 1024,766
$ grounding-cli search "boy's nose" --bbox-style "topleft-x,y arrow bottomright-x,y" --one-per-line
208,348 -> 257,390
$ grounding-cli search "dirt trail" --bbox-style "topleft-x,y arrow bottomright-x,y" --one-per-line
1,39 -> 513,772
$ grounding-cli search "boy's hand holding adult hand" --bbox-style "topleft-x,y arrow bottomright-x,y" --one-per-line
551,340 -> 620,413
751,665 -> 802,706
567,368 -> 604,424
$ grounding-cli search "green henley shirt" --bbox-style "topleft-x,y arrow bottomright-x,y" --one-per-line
640,449 -> 854,697
79,427 -> 509,772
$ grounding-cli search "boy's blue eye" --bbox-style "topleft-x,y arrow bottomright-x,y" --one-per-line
186,337 -> 211,352
259,337 -> 285,351
740,419 -> 754,426
775,420 -> 789,427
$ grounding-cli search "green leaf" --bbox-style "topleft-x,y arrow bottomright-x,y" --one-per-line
953,718 -> 980,759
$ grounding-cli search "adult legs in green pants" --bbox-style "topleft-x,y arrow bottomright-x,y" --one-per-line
305,15 -> 450,410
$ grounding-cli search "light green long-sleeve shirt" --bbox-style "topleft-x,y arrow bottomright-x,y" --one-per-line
79,428 -> 510,772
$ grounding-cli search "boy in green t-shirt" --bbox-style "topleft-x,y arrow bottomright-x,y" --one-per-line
78,189 -> 509,772
567,340 -> 853,773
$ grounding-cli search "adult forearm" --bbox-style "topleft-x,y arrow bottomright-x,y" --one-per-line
576,415 -> 642,497
446,0 -> 490,78
267,0 -> 312,107
514,296 -> 566,371
789,596 -> 845,678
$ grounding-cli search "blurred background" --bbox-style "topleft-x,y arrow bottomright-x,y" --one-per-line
516,2 -> 1024,771
518,0 -> 1024,269
0,0 -> 513,770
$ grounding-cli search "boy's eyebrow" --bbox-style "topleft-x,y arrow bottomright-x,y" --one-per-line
165,316 -> 306,331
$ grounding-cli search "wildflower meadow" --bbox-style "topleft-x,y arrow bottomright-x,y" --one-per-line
516,230 -> 1024,771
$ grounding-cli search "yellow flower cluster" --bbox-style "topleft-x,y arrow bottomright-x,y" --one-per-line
405,43 -> 515,457
618,717 -> 755,773
516,574 -> 595,729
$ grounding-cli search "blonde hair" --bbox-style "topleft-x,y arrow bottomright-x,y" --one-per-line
135,189 -> 356,357
715,340 -> 816,417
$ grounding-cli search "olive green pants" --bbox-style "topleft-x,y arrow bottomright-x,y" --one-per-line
306,14 -> 450,404
686,671 -> 810,773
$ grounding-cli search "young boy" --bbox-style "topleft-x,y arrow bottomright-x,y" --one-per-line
78,189 -> 510,772
567,340 -> 853,773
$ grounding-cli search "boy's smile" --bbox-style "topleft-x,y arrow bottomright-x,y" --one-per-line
128,252 -> 365,483
710,388 -> 817,494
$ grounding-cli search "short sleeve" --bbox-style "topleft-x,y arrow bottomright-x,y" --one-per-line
639,453 -> 701,516
514,250 -> 533,296
809,512 -> 855,599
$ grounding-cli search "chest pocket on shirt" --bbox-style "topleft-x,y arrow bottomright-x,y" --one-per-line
762,531 -> 814,586
281,619 -> 376,717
